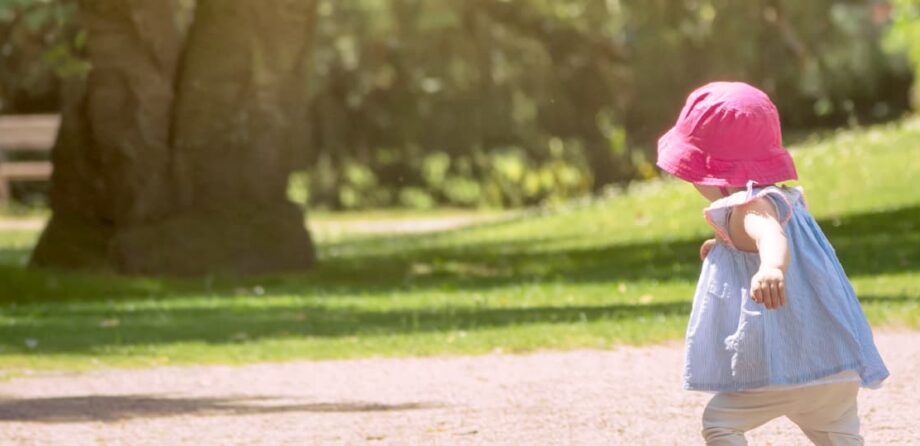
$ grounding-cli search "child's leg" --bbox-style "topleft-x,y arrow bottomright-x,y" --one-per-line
701,391 -> 793,445
786,381 -> 863,446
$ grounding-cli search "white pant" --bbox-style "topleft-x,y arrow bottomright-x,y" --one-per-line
702,381 -> 863,445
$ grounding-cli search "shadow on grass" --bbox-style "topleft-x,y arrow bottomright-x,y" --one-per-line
1,204 -> 918,303
0,300 -> 693,353
0,394 -> 441,423
1,294 -> 916,354
324,203 -> 920,283
0,247 -> 29,266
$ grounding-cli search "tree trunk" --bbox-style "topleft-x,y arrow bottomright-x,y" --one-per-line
31,0 -> 318,276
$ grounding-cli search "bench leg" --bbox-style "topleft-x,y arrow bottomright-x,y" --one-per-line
0,178 -> 9,206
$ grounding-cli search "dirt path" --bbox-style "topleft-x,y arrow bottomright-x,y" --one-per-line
0,331 -> 917,445
309,213 -> 511,236
0,213 -> 509,235
0,219 -> 44,231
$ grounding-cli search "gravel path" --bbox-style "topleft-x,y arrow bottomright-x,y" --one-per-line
0,331 -> 917,445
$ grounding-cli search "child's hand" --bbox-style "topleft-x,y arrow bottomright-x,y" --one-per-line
700,238 -> 717,260
751,267 -> 786,309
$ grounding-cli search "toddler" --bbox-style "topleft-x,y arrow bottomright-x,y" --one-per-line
656,82 -> 889,445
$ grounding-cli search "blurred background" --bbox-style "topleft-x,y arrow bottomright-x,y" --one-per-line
0,0 -> 918,397
1,0 -> 917,211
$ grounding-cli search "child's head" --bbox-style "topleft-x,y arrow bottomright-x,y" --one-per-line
656,82 -> 797,194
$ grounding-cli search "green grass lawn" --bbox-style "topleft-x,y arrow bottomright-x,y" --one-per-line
1,117 -> 919,374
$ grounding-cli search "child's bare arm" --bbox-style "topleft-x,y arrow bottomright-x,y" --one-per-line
729,198 -> 789,309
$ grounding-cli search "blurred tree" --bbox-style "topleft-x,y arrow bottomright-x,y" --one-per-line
886,0 -> 920,108
30,0 -> 318,275
1,0 -> 913,211
0,0 -> 84,113
301,0 -> 910,209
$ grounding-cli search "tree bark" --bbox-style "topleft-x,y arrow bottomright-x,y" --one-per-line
31,0 -> 318,275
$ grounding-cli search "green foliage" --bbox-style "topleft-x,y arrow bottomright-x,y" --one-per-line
0,0 -> 915,209
1,117 -> 919,372
886,0 -> 920,108
0,0 -> 83,112
291,139 -> 595,209
300,0 -> 914,208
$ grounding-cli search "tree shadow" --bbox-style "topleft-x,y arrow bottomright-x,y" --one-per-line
818,205 -> 920,276
0,394 -> 442,423
0,204 -> 917,303
0,247 -> 29,266
319,204 -> 920,285
3,294 -> 916,354
0,300 -> 693,353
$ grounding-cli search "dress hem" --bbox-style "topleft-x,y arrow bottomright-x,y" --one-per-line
683,362 -> 889,393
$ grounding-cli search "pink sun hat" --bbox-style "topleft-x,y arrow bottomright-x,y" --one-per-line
656,81 -> 798,187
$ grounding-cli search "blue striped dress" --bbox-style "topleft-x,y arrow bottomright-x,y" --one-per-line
683,184 -> 889,392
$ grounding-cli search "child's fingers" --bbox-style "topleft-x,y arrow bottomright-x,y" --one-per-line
763,287 -> 775,309
700,240 -> 715,260
762,281 -> 782,309
751,282 -> 763,304
769,282 -> 781,309
763,282 -> 774,309
752,273 -> 786,309
772,281 -> 784,308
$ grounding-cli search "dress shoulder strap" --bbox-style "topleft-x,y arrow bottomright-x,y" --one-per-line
703,181 -> 804,248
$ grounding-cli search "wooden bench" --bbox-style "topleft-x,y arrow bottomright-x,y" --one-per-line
0,114 -> 59,204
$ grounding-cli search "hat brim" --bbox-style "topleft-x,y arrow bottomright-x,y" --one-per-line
656,127 -> 798,187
